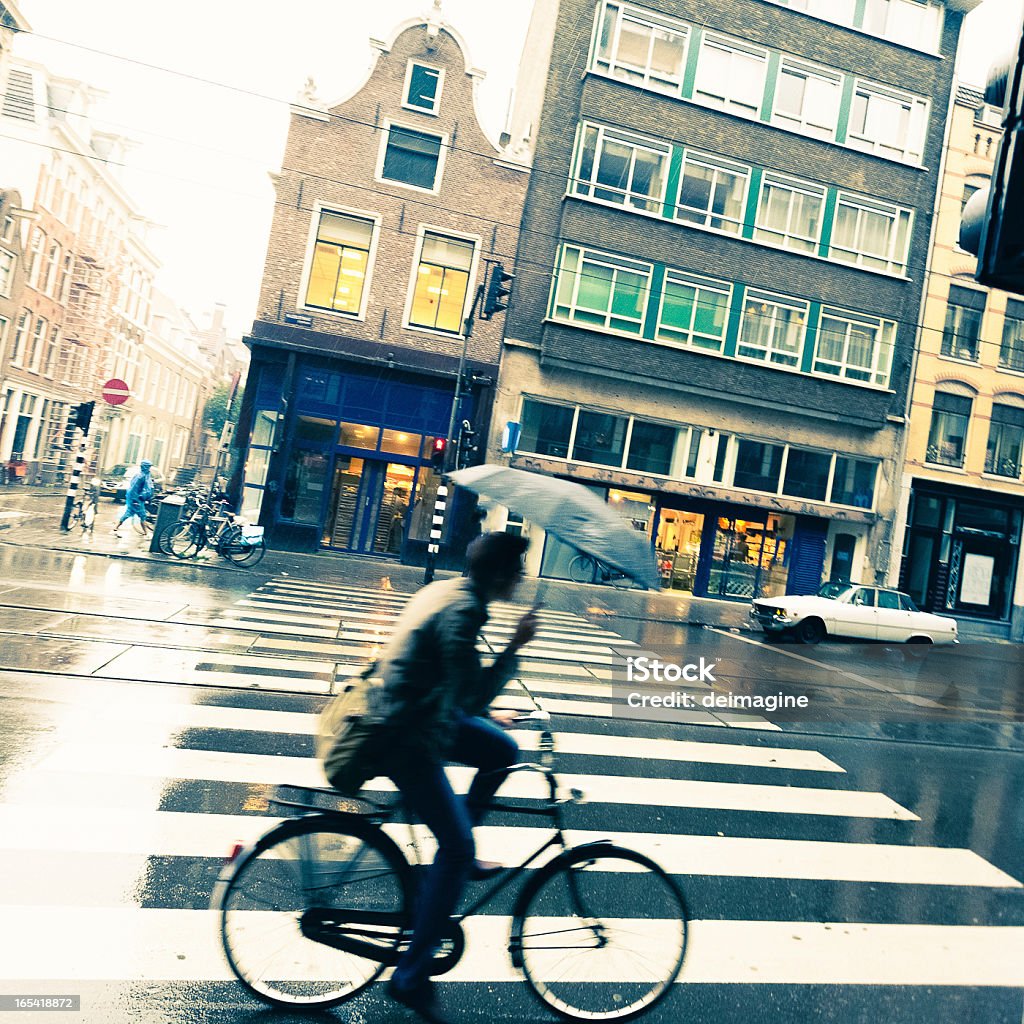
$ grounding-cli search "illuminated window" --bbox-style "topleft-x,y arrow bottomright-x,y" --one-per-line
305,211 -> 375,316
409,232 -> 474,333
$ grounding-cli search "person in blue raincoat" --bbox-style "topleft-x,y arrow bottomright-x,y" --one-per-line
113,461 -> 154,533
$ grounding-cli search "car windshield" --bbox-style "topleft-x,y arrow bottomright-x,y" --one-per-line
817,581 -> 856,600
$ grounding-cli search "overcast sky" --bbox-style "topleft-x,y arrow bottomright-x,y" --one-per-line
9,0 -> 1022,338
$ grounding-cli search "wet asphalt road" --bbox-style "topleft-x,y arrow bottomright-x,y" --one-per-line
0,545 -> 1022,1023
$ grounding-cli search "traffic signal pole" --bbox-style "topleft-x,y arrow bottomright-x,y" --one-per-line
60,402 -> 95,531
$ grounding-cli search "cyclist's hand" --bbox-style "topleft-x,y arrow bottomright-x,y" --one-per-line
489,708 -> 521,730
509,609 -> 539,652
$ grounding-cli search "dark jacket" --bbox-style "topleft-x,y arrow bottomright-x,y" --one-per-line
365,576 -> 519,760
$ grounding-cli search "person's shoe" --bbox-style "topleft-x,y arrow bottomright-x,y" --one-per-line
469,859 -> 504,881
387,977 -> 450,1024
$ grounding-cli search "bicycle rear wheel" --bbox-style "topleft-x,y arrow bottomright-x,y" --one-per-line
82,502 -> 95,530
219,525 -> 267,567
167,521 -> 201,558
512,844 -> 687,1022
568,554 -> 598,584
219,816 -> 412,1009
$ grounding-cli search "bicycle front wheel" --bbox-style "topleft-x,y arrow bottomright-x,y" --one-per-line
219,816 -> 413,1009
512,844 -> 687,1023
167,521 -> 201,558
219,526 -> 267,567
568,554 -> 598,585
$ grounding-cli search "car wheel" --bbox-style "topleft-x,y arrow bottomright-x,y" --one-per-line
796,617 -> 826,645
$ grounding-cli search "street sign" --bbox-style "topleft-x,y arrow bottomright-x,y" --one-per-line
101,378 -> 131,406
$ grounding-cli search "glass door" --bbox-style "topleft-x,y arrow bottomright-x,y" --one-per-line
323,457 -> 417,555
323,456 -> 365,549
708,516 -> 766,599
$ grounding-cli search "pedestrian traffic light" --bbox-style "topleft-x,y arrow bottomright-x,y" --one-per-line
457,420 -> 480,469
959,16 -> 1024,291
480,263 -> 514,320
430,437 -> 447,471
74,400 -> 95,433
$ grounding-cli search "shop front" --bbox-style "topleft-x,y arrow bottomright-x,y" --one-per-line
900,482 -> 1022,624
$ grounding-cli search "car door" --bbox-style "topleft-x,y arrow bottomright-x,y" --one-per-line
836,587 -> 878,639
876,588 -> 909,642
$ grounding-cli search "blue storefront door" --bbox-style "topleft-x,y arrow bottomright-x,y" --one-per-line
323,455 -> 416,555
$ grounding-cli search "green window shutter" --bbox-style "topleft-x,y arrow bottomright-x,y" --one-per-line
663,146 -> 684,220
819,190 -> 838,258
681,27 -> 702,100
643,264 -> 666,340
743,166 -> 763,240
761,51 -> 781,123
836,75 -> 855,145
724,282 -> 745,358
802,302 -> 822,373
853,0 -> 868,30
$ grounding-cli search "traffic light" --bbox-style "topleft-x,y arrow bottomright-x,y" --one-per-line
480,263 -> 513,320
959,16 -> 1024,291
456,420 -> 480,469
430,437 -> 447,472
64,401 -> 95,445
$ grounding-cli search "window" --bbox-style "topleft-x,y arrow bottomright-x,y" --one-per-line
926,392 -> 972,467
733,440 -> 784,492
59,253 -> 72,303
773,59 -> 842,139
999,300 -> 1024,373
404,62 -> 443,114
961,183 -> 980,217
27,316 -> 46,370
26,228 -> 44,288
10,309 -> 29,366
519,399 -> 574,458
814,308 -> 895,386
774,0 -> 856,24
573,410 -> 629,466
305,210 -> 375,316
1,215 -> 12,241
43,325 -> 59,378
592,1 -> 689,95
409,232 -> 474,333
656,270 -> 730,351
782,448 -> 831,500
694,34 -> 768,116
675,151 -> 748,233
627,419 -> 678,475
379,125 -> 444,191
737,290 -> 807,368
0,248 -> 14,297
755,174 -> 825,254
863,0 -> 942,51
941,286 -> 985,360
551,245 -> 651,336
43,242 -> 61,295
847,82 -> 928,164
986,403 -> 1024,478
572,123 -> 670,213
830,194 -> 912,274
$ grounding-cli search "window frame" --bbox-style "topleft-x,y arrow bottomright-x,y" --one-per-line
693,32 -> 769,118
772,56 -> 843,141
926,390 -> 973,468
375,120 -> 448,195
590,0 -> 691,97
813,307 -> 896,387
847,80 -> 929,165
403,225 -> 481,338
754,172 -> 826,254
999,303 -> 1024,374
829,192 -> 913,275
298,203 -> 381,322
655,268 -> 732,352
985,402 -> 1024,478
0,247 -> 14,298
402,60 -> 444,116
569,122 -> 672,215
940,286 -> 985,362
674,149 -> 750,234
736,288 -> 809,368
10,309 -> 30,367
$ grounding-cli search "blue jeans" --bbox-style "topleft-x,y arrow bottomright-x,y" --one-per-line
386,713 -> 518,989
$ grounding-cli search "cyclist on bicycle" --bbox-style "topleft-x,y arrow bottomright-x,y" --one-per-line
330,532 -> 537,1022
112,461 -> 154,534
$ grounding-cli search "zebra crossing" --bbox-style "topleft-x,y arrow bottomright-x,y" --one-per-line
0,659 -> 1022,1022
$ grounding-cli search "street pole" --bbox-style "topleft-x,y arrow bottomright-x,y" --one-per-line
423,280 -> 485,585
60,428 -> 91,531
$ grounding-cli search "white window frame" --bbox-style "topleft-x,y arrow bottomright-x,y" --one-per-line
10,309 -> 29,367
0,315 -> 8,365
847,80 -> 929,165
862,0 -> 943,53
674,150 -> 750,234
814,307 -> 896,387
402,224 -> 481,339
754,173 -> 826,254
771,0 -> 856,26
375,119 -> 448,195
772,57 -> 843,141
402,61 -> 444,116
298,203 -> 381,322
0,247 -> 14,297
590,0 -> 690,97
549,244 -> 653,337
693,32 -> 769,118
570,122 -> 671,214
736,288 -> 809,368
655,269 -> 732,352
27,315 -> 46,372
43,324 -> 59,378
830,192 -> 913,275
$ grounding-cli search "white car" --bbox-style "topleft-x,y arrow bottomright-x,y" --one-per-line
750,582 -> 959,645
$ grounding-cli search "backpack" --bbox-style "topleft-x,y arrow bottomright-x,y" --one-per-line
316,666 -> 386,795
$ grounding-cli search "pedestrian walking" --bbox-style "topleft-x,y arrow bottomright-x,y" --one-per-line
318,532 -> 538,1024
113,461 -> 154,534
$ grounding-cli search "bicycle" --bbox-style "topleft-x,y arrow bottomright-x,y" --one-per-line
67,495 -> 97,533
568,553 -> 635,589
212,702 -> 687,1021
162,495 -> 266,567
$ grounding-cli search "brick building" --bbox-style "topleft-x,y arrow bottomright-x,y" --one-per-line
236,7 -> 528,557
897,85 -> 1024,639
492,0 -> 978,600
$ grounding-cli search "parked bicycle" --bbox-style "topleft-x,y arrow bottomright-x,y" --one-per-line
568,553 -> 635,589
212,701 -> 687,1021
160,492 -> 265,567
67,481 -> 99,533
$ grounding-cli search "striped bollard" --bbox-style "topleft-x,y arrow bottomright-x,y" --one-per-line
422,482 -> 448,584
59,432 -> 90,531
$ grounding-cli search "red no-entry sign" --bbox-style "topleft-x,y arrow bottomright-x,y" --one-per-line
101,378 -> 131,406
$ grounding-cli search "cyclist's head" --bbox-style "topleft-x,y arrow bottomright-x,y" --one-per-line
140,460 -> 152,472
466,532 -> 529,599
